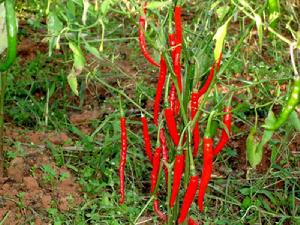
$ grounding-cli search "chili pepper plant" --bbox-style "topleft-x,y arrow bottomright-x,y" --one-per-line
117,1 -> 234,224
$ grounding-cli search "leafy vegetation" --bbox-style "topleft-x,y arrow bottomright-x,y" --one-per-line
0,0 -> 299,224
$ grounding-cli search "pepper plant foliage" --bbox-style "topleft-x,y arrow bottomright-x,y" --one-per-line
44,0 -> 300,223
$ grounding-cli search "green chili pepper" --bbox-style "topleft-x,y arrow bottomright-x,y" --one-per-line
0,0 -> 17,72
266,76 -> 300,131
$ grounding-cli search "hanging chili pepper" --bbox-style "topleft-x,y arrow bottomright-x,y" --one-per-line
178,175 -> 199,223
198,63 -> 215,97
153,57 -> 167,126
138,12 -> 160,68
173,6 -> 183,92
216,52 -> 223,71
190,92 -> 200,157
188,218 -> 199,225
159,129 -> 169,186
141,115 -> 153,162
169,153 -> 184,208
266,75 -> 300,131
119,116 -> 127,204
164,107 -> 180,146
151,147 -> 161,193
213,106 -> 232,156
153,199 -> 167,221
0,0 -> 17,72
198,113 -> 214,211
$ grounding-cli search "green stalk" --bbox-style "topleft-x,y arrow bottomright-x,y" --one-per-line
0,73 -> 7,176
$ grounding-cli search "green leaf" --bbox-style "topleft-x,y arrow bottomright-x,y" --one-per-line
216,5 -> 230,21
289,110 -> 300,132
47,11 -> 63,56
67,69 -> 79,96
101,0 -> 116,15
146,1 -> 170,10
246,127 -> 261,168
84,41 -> 101,59
213,17 -> 231,61
254,13 -> 263,50
69,42 -> 85,72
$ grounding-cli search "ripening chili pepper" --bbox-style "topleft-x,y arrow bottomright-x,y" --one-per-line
213,106 -> 232,156
266,75 -> 300,131
151,147 -> 161,193
164,107 -> 180,146
119,117 -> 127,204
178,175 -> 199,223
0,0 -> 17,72
159,129 -> 169,186
153,57 -> 167,126
141,115 -> 153,162
198,63 -> 215,97
198,137 -> 213,211
138,14 -> 160,68
188,218 -> 199,225
169,153 -> 184,207
191,92 -> 200,157
153,199 -> 167,221
216,52 -> 223,71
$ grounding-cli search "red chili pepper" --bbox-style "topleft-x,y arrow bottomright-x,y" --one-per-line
174,6 -> 183,92
198,63 -> 215,98
141,115 -> 153,162
159,129 -> 169,186
169,153 -> 184,208
188,218 -> 199,225
216,52 -> 223,71
153,57 -> 167,126
198,138 -> 213,211
191,92 -> 200,157
178,175 -> 199,223
151,147 -> 161,193
164,107 -> 180,146
174,6 -> 182,47
153,199 -> 167,221
168,35 -> 180,115
138,15 -> 160,68
213,106 -> 232,156
119,117 -> 127,204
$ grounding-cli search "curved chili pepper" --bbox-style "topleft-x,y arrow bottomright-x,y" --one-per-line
153,199 -> 167,221
191,92 -> 200,157
119,117 -> 127,204
153,57 -> 167,126
141,115 -> 153,162
169,153 -> 184,208
198,64 -> 215,97
138,15 -> 159,68
178,175 -> 199,224
266,75 -> 300,130
0,0 -> 17,72
188,218 -> 199,225
198,138 -> 213,211
213,106 -> 232,156
159,129 -> 169,186
164,107 -> 180,146
216,52 -> 223,71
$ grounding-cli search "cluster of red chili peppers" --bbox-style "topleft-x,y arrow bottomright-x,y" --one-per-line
119,3 -> 232,224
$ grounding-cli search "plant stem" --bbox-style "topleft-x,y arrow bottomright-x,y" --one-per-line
0,72 -> 7,177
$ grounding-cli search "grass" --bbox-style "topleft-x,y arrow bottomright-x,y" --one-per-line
1,0 -> 299,224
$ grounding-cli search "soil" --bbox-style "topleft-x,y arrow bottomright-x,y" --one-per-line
0,121 -> 83,224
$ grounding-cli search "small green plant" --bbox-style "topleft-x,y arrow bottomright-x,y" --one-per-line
41,164 -> 57,184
